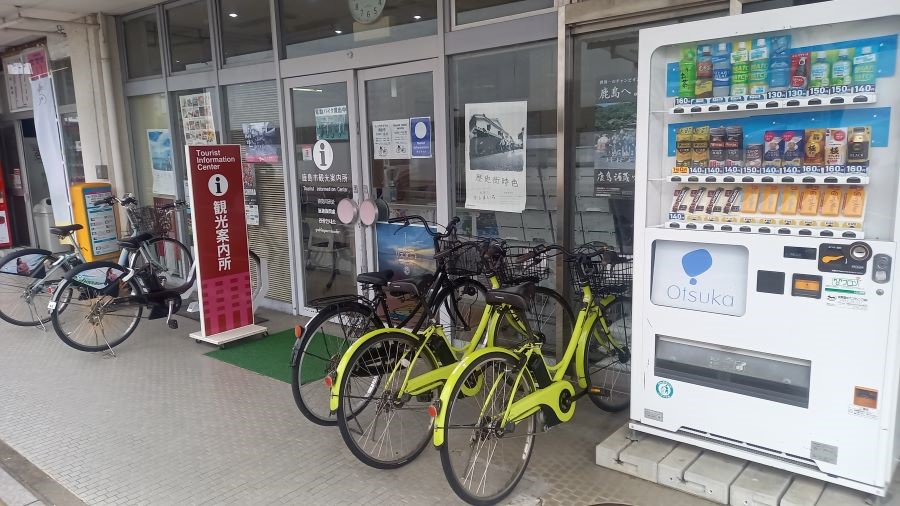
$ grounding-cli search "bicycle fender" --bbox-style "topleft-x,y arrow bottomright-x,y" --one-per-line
289,301 -> 378,367
0,248 -> 55,280
60,261 -> 134,299
329,327 -> 421,412
432,346 -> 521,448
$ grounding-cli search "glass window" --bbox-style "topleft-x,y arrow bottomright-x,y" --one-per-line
455,0 -> 554,26
123,12 -> 162,78
742,0 -> 829,13
60,112 -> 85,183
167,1 -> 213,72
128,93 -> 172,208
280,0 -> 437,59
570,31 -> 638,255
50,58 -> 76,106
220,0 -> 273,64
223,80 -> 292,304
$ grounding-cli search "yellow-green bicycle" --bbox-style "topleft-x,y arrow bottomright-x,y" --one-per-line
430,244 -> 632,505
328,239 -> 573,470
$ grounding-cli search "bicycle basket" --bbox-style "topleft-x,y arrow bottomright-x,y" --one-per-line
127,206 -> 174,237
569,252 -> 633,298
492,246 -> 551,285
436,237 -> 485,276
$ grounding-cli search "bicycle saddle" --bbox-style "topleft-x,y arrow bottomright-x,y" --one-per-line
117,233 -> 154,249
356,269 -> 394,287
486,282 -> 535,310
387,273 -> 434,297
49,224 -> 83,236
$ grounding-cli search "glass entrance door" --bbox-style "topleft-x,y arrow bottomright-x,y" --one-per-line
357,61 -> 441,276
286,62 -> 444,311
286,72 -> 363,307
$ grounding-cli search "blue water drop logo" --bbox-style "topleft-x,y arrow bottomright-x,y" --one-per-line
681,249 -> 713,285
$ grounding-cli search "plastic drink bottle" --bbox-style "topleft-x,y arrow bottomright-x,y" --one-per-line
712,42 -> 732,97
852,46 -> 877,85
810,51 -> 831,88
831,49 -> 852,86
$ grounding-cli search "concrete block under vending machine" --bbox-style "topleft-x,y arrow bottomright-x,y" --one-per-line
615,432 -> 678,482
596,425 -> 634,469
779,476 -> 824,506
729,463 -> 792,505
814,484 -> 870,506
657,444 -> 704,494
683,452 -> 747,504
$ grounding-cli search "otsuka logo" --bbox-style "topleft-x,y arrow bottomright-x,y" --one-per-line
666,248 -> 736,307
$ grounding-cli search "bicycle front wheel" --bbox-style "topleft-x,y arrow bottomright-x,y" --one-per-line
584,302 -> 631,412
439,351 -> 537,506
336,331 -> 438,469
291,301 -> 383,426
131,237 -> 194,293
51,263 -> 144,352
0,249 -> 70,326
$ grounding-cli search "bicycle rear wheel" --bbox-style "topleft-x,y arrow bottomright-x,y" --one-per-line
490,286 -> 574,350
0,249 -> 71,326
291,301 -> 383,426
131,237 -> 194,293
336,331 -> 437,469
50,262 -> 144,352
439,351 -> 537,506
249,250 -> 262,301
584,301 -> 631,412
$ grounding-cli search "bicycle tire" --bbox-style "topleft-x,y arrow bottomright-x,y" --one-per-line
0,248 -> 71,327
130,237 -> 195,294
583,304 -> 631,412
249,249 -> 262,302
432,276 -> 488,342
291,300 -> 383,426
336,331 -> 439,469
438,351 -> 537,506
489,286 -> 574,350
50,261 -> 144,353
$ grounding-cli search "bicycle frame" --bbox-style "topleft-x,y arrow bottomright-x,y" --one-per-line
328,271 -> 509,412
431,284 -> 623,447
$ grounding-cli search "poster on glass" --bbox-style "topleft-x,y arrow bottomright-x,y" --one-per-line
242,163 -> 260,226
147,129 -> 176,196
179,92 -> 217,145
592,77 -> 637,198
314,105 -> 349,141
242,122 -> 280,163
464,101 -> 527,213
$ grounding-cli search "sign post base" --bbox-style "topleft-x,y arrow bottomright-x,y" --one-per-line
190,324 -> 268,347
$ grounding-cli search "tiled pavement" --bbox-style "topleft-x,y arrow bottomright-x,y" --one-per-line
0,309 -> 751,505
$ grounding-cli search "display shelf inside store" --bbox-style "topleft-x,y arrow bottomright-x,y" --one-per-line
662,221 -> 864,239
668,92 -> 876,115
667,173 -> 869,185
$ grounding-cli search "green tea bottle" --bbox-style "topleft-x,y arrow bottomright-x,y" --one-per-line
679,47 -> 697,98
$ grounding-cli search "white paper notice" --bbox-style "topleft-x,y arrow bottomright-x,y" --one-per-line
372,119 -> 411,160
464,101 -> 528,213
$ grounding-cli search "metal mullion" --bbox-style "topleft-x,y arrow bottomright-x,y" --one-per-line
158,4 -> 173,80
208,0 -> 222,71
554,8 -> 573,361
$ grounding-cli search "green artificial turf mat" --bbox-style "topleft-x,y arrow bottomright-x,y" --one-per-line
205,328 -> 347,385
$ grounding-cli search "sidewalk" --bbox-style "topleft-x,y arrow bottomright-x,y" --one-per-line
0,308 -> 720,505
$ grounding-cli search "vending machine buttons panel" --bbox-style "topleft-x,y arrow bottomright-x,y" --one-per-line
818,243 -> 869,275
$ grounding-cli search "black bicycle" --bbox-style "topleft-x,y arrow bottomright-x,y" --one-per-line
290,215 -> 490,426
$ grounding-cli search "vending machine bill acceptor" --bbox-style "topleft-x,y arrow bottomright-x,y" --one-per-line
631,0 -> 900,495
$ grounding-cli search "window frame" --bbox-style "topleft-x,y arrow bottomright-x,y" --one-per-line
449,0 -> 559,31
119,8 -> 165,81
164,0 -> 218,76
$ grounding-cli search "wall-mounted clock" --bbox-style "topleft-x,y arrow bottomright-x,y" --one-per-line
349,0 -> 386,24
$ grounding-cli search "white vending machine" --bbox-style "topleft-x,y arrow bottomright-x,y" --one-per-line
631,0 -> 900,495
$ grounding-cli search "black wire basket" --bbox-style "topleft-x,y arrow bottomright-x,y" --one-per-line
569,252 -> 633,298
127,206 -> 173,237
436,236 -> 486,276
492,246 -> 552,285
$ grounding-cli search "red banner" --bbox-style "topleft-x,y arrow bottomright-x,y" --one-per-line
186,145 -> 253,336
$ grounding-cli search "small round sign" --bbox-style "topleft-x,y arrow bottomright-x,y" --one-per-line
359,199 -> 378,226
336,198 -> 358,225
655,380 -> 674,399
313,139 -> 334,171
208,174 -> 228,196
414,121 -> 427,139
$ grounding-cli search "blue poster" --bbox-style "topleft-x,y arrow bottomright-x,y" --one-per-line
375,222 -> 436,280
410,117 -> 432,158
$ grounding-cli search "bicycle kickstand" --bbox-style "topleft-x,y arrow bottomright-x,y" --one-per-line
166,300 -> 179,330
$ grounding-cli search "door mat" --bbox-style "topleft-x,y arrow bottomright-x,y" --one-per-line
205,328 -> 294,383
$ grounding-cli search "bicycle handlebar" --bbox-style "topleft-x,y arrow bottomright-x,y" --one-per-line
387,215 -> 461,239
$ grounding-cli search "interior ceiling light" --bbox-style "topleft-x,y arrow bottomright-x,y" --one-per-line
414,15 -> 421,20
228,12 -> 238,18
335,29 -> 342,34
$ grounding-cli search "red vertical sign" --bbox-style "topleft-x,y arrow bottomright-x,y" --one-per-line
187,145 -> 253,336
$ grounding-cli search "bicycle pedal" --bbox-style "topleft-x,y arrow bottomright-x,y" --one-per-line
168,320 -> 178,329
589,386 -> 610,397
